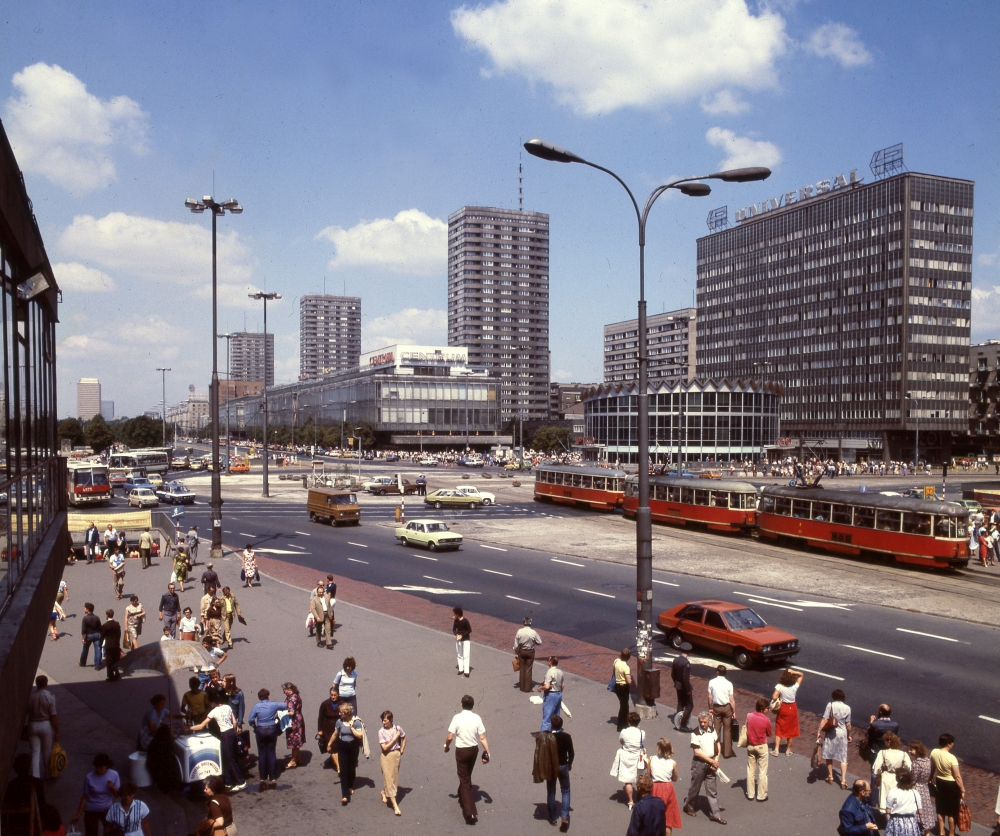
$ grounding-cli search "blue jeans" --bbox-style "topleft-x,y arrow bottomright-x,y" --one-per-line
81,632 -> 102,667
255,726 -> 278,781
546,764 -> 570,822
541,691 -> 562,731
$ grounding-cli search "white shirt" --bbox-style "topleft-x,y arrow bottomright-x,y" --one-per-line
886,787 -> 921,816
448,709 -> 486,748
775,682 -> 800,703
649,756 -> 676,782
208,704 -> 236,732
708,676 -> 734,706
691,727 -> 719,759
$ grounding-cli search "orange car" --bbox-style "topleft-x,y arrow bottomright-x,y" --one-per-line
657,600 -> 800,670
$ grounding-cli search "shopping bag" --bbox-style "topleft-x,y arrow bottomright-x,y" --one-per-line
810,742 -> 822,769
512,656 -> 520,672
737,723 -> 747,748
958,801 -> 971,833
50,742 -> 68,777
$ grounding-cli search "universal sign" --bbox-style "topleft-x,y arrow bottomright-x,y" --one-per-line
735,170 -> 864,223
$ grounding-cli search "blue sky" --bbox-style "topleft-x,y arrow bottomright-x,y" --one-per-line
3,0 -> 999,418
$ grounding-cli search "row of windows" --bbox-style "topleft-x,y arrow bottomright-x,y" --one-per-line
760,495 -> 966,538
624,482 -> 756,509
535,470 -> 624,491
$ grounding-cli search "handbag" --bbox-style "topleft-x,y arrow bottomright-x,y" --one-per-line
50,742 -> 68,777
737,722 -> 748,748
607,671 -> 616,691
957,801 -> 971,833
769,697 -> 781,713
820,715 -> 838,733
512,656 -> 520,672
810,741 -> 822,769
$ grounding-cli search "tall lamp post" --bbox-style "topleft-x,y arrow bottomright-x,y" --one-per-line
185,195 -> 242,562
156,367 -> 171,449
249,291 -> 281,497
525,138 -> 770,710
905,395 -> 921,467
218,333 -> 234,474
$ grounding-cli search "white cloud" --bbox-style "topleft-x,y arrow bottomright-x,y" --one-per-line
977,253 -> 997,267
700,90 -> 751,115
59,212 -> 256,305
59,315 -> 185,360
971,286 -> 1000,343
317,209 -> 447,276
4,63 -> 148,192
803,23 -> 872,68
362,308 -> 448,352
705,127 -> 782,170
972,288 -> 992,303
451,0 -> 787,115
53,262 -> 116,293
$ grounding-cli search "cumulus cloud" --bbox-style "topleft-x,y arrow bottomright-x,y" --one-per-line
700,90 -> 751,115
58,212 -> 256,305
53,262 -> 116,293
803,23 -> 872,67
451,0 -> 787,115
705,127 -> 782,170
977,253 -> 997,267
4,63 -> 149,192
60,315 -> 185,359
362,308 -> 448,352
971,286 -> 1000,343
316,209 -> 447,276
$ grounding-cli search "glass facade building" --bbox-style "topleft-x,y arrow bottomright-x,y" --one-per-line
696,171 -> 972,462
583,378 -> 780,464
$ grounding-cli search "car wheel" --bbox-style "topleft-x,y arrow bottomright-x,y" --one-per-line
377,489 -> 386,496
399,537 -> 408,546
469,502 -> 479,510
434,501 -> 442,509
668,630 -> 685,649
428,541 -> 437,552
733,647 -> 753,670
309,512 -> 315,521
482,498 -> 492,506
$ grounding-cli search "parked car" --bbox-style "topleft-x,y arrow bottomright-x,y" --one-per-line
657,600 -> 800,670
418,456 -> 439,466
425,488 -> 490,509
394,519 -> 463,551
123,475 -> 156,494
955,499 -> 983,514
458,457 -> 485,468
127,488 -> 160,509
504,461 -> 530,471
363,476 -> 396,492
156,481 -> 196,505
384,453 -> 400,463
373,479 -> 420,496
454,486 -> 496,506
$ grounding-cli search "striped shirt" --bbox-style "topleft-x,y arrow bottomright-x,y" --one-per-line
105,799 -> 149,836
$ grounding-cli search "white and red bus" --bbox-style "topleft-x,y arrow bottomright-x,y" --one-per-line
67,460 -> 112,506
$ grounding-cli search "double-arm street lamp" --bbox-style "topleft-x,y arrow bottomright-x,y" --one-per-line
249,291 -> 281,497
185,195 -> 243,562
156,367 -> 171,449
524,138 -> 770,709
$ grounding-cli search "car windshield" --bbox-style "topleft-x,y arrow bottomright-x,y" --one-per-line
722,608 -> 767,630
425,523 -> 449,532
332,494 -> 356,504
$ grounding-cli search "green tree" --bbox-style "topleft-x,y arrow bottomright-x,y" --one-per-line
85,414 -> 115,454
530,424 -> 572,454
58,418 -> 85,448
119,415 -> 163,448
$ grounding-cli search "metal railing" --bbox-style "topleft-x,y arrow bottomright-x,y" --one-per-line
0,456 -> 66,618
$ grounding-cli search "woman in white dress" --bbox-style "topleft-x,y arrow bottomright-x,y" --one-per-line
610,711 -> 646,810
885,768 -> 923,836
816,688 -> 852,789
873,733 -> 912,812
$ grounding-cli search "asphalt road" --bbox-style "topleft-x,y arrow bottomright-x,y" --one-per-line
151,487 -> 1000,774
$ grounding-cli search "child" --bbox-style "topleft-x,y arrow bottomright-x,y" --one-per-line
182,675 -> 208,725
160,625 -> 172,642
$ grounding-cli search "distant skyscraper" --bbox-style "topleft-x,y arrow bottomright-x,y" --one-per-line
604,308 -> 697,383
100,400 -> 115,420
230,332 -> 274,387
299,295 -> 361,379
447,206 -> 550,421
77,378 -> 101,420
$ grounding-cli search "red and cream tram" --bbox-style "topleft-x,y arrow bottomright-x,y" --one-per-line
757,486 -> 970,569
623,476 -> 759,532
532,464 -> 627,511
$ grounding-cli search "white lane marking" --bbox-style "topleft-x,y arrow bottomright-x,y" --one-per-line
295,531 -> 312,536
896,627 -> 958,643
412,554 -> 438,561
790,665 -> 845,682
576,588 -> 615,599
655,654 -> 724,669
239,533 -> 256,537
347,557 -> 368,564
733,591 -> 851,610
384,584 -> 479,595
254,548 -> 312,555
507,595 -> 541,605
483,569 -> 512,577
842,644 -> 905,660
424,575 -> 453,584
748,598 -> 804,612
348,542 -> 368,548
481,544 -> 507,552
979,715 -> 1000,725
286,544 -> 307,551
653,579 -> 679,587
551,558 -> 583,567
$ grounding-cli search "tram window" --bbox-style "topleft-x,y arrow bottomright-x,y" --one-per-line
710,491 -> 729,508
933,516 -> 956,538
571,474 -> 582,488
543,471 -> 553,484
791,499 -> 811,518
811,503 -> 829,522
694,489 -> 710,506
774,497 -> 792,515
760,495 -> 774,513
668,486 -> 681,502
876,510 -> 902,532
680,487 -> 693,504
853,506 -> 875,528
902,512 -> 931,535
680,606 -> 704,623
594,477 -> 606,491
654,484 -> 668,501
581,475 -> 593,489
626,482 -> 638,498
610,479 -> 622,492
551,472 -> 562,486
830,504 -> 851,525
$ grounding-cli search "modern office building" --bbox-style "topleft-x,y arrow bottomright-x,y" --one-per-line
970,341 -> 1000,438
100,400 -> 114,420
230,332 -> 274,388
222,343 -> 507,449
299,294 -> 361,379
583,377 -> 781,464
447,206 -> 550,422
696,159 -> 972,462
604,308 -> 696,383
549,382 -> 598,419
77,378 -> 101,420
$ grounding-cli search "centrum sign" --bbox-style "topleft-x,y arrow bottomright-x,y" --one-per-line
368,351 -> 394,367
736,169 -> 863,223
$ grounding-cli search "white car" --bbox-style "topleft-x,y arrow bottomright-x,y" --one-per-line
128,488 -> 160,508
454,486 -> 496,506
363,476 -> 396,492
418,456 -> 439,466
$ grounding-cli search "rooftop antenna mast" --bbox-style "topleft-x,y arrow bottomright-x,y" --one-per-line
519,153 -> 523,211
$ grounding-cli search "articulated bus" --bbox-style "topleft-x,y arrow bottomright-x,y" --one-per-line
532,463 -> 628,510
67,460 -> 112,506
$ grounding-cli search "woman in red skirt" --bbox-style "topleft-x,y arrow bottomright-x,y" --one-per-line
771,668 -> 804,756
648,738 -> 682,834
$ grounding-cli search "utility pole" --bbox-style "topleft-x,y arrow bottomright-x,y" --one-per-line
156,367 -> 171,448
249,291 -> 281,497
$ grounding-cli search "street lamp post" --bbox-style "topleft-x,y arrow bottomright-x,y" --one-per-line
905,395 -> 921,466
156,367 -> 171,449
185,195 -> 242,562
525,138 -> 770,710
218,334 -> 234,474
355,427 -> 363,486
249,292 -> 281,497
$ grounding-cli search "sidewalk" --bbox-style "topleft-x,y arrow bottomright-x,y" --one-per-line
18,549 -> 997,835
